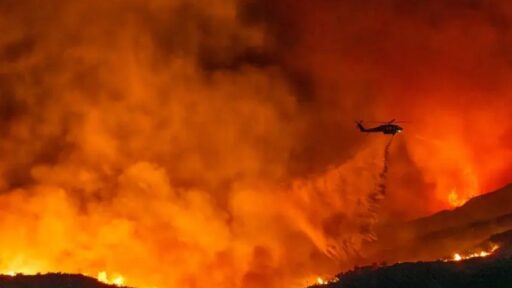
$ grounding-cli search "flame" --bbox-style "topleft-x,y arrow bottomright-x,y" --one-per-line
98,271 -> 125,287
313,275 -> 339,286
0,1 -> 511,288
446,244 -> 500,262
448,188 -> 470,207
316,277 -> 326,285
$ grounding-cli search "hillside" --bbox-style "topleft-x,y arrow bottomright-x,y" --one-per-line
311,254 -> 512,288
367,183 -> 512,263
0,273 -> 128,288
308,183 -> 512,288
311,228 -> 512,288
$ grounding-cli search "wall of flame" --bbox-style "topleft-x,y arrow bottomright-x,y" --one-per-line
0,1 -> 511,287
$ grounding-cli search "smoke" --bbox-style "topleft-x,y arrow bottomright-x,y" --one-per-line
0,0 -> 371,287
247,0 -> 512,215
0,0 -> 512,287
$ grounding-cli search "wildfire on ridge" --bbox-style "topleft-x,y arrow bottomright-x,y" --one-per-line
97,271 -> 125,287
311,243 -> 501,287
444,244 -> 500,262
448,189 -> 470,208
313,276 -> 339,286
1,1 -> 512,288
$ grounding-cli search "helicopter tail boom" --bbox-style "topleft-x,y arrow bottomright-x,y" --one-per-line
356,121 -> 367,132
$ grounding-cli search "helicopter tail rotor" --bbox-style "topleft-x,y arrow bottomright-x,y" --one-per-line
355,120 -> 366,132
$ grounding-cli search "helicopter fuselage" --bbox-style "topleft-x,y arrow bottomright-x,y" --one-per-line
357,122 -> 403,135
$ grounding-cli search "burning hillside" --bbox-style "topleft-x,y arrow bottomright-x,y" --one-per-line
309,254 -> 512,288
308,184 -> 512,288
0,1 -> 511,288
362,184 -> 512,265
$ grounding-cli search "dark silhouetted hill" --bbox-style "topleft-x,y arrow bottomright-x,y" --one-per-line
309,253 -> 512,288
309,183 -> 512,288
367,183 -> 512,263
0,273 -> 128,288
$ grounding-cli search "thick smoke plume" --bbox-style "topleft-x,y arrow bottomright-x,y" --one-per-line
0,0 -> 512,287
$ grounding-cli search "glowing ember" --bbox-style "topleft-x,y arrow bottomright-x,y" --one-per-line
317,277 -> 326,285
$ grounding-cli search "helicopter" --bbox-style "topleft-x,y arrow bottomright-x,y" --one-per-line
356,119 -> 403,135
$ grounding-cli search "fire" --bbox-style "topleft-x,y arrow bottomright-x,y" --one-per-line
0,1 -> 512,288
448,189 -> 469,208
0,264 -> 43,278
313,276 -> 339,286
446,244 -> 500,262
316,277 -> 326,285
97,271 -> 125,287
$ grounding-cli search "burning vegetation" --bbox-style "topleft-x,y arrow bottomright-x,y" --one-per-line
97,271 -> 125,287
446,244 -> 500,262
0,1 -> 512,288
308,253 -> 512,288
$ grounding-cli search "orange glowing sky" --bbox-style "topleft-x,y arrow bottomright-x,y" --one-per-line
0,1 -> 511,287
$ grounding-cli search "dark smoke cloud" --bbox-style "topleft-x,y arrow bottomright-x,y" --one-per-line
242,0 -> 512,212
0,0 -> 511,287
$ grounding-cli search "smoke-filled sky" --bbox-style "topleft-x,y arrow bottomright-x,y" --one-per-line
0,0 -> 511,287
